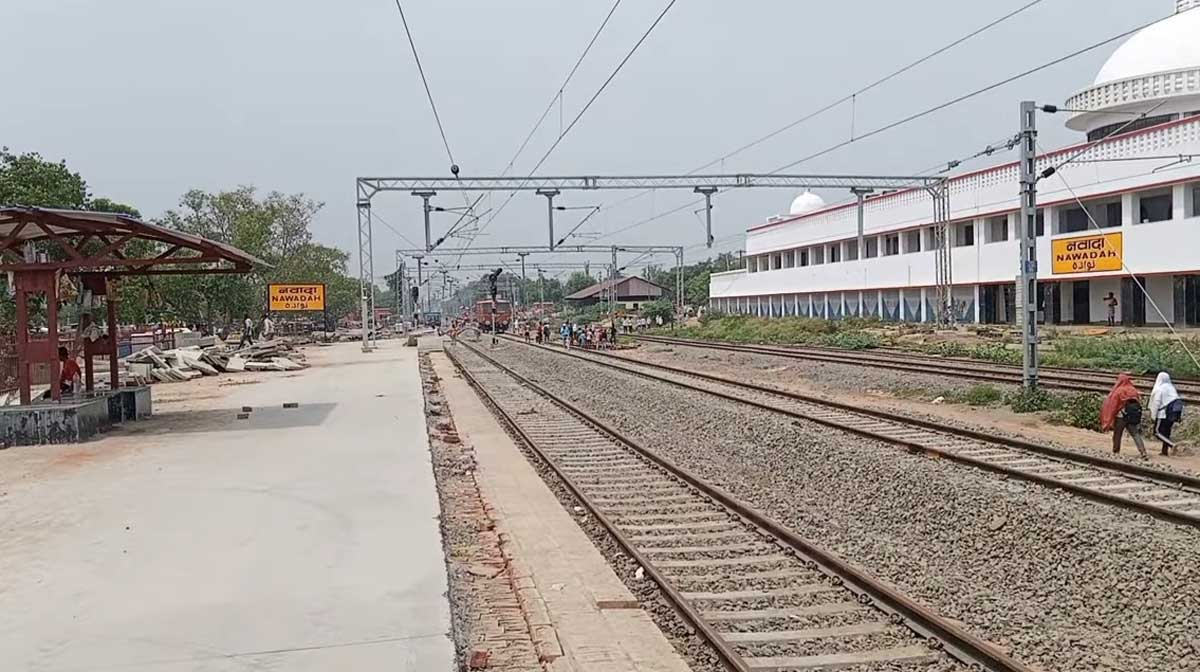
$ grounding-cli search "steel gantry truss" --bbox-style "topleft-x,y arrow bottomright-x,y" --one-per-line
356,172 -> 954,348
396,244 -> 687,311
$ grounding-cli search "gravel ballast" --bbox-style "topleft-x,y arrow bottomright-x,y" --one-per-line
471,341 -> 1200,672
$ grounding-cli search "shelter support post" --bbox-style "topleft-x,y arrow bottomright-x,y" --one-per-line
14,270 -> 60,404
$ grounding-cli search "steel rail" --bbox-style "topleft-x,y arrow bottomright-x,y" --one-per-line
634,335 -> 1200,404
444,345 -> 750,672
448,339 -> 1033,672
504,336 -> 1200,529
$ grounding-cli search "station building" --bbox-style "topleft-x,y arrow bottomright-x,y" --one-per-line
710,0 -> 1200,327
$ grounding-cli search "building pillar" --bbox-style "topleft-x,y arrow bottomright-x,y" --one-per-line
898,288 -> 907,321
920,287 -> 928,322
1046,206 -> 1059,236
973,285 -> 981,324
1121,193 -> 1134,227
1173,184 -> 1188,221
877,291 -> 883,318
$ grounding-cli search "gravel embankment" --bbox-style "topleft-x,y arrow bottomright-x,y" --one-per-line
476,342 -> 1200,672
620,342 -> 1200,478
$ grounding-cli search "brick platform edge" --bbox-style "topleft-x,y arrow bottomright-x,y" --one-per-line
420,354 -> 554,671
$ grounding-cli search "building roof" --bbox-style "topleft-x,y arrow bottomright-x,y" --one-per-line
1095,4 -> 1200,85
0,207 -> 267,274
565,276 -> 666,301
788,191 -> 826,216
1067,2 -> 1200,133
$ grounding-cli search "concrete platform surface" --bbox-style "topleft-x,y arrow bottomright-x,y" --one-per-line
432,352 -> 691,672
0,341 -> 453,671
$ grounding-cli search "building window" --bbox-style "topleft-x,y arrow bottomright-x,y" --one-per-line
1138,190 -> 1173,223
1036,209 -> 1045,237
783,250 -> 795,268
865,237 -> 879,258
924,227 -> 939,250
845,240 -> 859,260
829,244 -> 841,263
953,222 -> 974,247
811,246 -> 825,265
799,249 -> 809,267
772,254 -> 782,270
883,234 -> 900,256
986,216 -> 1009,243
1060,199 -> 1121,232
904,230 -> 921,253
1192,184 -> 1200,218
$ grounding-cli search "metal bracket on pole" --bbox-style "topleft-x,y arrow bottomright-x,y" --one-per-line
412,190 -> 437,251
850,187 -> 874,260
413,254 -> 425,324
536,189 -> 560,250
693,187 -> 718,248
1019,100 -> 1040,389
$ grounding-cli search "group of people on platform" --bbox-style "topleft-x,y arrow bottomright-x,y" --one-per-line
525,321 -> 617,351
1104,371 -> 1185,458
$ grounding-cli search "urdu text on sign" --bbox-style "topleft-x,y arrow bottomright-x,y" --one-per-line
1051,232 -> 1123,275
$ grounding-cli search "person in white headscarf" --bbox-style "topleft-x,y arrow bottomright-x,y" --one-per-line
1148,372 -> 1182,456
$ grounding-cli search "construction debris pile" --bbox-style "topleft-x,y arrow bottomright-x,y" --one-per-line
123,339 -> 307,385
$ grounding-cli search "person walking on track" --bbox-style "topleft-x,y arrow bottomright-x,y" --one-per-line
1102,373 -> 1148,459
1149,372 -> 1183,456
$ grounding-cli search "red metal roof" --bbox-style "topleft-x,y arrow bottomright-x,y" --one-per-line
0,207 -> 267,274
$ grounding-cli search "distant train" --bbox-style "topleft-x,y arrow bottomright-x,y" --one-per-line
473,299 -> 513,332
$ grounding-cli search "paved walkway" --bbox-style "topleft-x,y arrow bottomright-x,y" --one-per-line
432,352 -> 691,672
0,342 -> 453,671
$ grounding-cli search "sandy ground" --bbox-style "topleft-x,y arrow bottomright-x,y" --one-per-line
0,340 -> 453,672
618,342 -> 1200,475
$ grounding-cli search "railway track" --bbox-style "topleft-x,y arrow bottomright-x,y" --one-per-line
634,334 -> 1200,404
499,336 -> 1200,530
446,340 -> 1032,672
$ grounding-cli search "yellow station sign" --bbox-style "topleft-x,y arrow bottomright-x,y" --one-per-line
1051,232 -> 1123,275
268,283 -> 326,312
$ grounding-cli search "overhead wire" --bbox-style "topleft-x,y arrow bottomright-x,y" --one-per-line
393,0 -> 456,167
586,9 -> 1176,246
454,0 -> 679,264
580,0 -> 1052,234
500,0 -> 624,177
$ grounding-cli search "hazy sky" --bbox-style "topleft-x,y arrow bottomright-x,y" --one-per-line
0,1 -> 1166,282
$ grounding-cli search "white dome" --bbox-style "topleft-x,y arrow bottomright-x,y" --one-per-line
1065,2 -> 1200,134
1094,5 -> 1200,85
788,191 -> 826,216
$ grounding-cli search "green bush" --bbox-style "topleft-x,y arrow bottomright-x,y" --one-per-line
822,331 -> 880,350
1048,392 -> 1104,431
665,315 -> 883,349
1006,386 -> 1062,414
960,384 -> 1004,406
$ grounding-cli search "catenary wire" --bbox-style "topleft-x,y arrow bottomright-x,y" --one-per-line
454,0 -> 679,263
587,10 -> 1176,246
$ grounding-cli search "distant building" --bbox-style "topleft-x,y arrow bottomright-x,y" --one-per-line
711,0 -> 1200,327
565,277 -> 665,311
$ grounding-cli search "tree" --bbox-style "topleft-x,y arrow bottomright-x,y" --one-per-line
0,148 -> 89,208
564,271 -> 596,296
155,186 -> 346,328
641,299 -> 674,324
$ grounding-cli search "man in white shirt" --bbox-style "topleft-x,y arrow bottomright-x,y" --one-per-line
261,315 -> 275,341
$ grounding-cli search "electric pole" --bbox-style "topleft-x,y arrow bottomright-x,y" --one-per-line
694,186 -> 718,248
517,252 -> 528,308
1018,101 -> 1039,389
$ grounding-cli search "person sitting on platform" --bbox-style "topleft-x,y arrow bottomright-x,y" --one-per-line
42,346 -> 82,399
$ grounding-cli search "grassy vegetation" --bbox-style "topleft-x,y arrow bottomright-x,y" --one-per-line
662,314 -> 1200,379
1043,336 -> 1200,379
664,314 -> 883,350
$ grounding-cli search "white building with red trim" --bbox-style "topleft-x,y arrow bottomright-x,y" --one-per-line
710,0 -> 1200,327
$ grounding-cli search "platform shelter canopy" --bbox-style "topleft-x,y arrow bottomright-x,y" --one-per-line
0,207 -> 267,274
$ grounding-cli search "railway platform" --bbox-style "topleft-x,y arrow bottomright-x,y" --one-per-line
0,341 -> 453,671
429,350 -> 692,672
